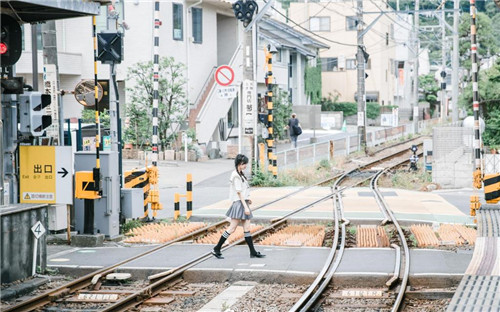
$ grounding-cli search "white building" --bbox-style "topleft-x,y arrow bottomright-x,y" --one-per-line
15,0 -> 324,149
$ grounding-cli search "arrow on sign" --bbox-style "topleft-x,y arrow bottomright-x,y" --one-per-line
58,167 -> 68,178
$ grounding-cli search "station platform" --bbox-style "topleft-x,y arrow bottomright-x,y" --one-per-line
47,244 -> 472,288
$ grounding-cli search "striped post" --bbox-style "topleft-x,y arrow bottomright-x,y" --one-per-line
92,16 -> 100,192
174,193 -> 180,220
265,46 -> 275,177
152,0 -> 160,166
469,0 -> 482,189
148,0 -> 163,217
186,173 -> 193,219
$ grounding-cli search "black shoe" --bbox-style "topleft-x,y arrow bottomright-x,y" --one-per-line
211,250 -> 224,259
250,252 -> 265,258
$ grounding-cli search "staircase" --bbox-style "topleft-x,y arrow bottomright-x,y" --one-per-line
189,44 -> 243,144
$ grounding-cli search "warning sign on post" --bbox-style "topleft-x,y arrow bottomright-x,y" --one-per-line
20,146 -> 73,204
243,79 -> 255,135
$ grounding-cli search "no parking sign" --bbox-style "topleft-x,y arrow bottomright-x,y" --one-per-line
214,65 -> 234,86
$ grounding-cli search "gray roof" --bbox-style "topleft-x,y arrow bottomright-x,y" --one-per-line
259,18 -> 329,57
1,0 -> 100,23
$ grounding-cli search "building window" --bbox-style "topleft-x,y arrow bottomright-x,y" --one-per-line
173,3 -> 183,41
309,17 -> 330,32
192,8 -> 202,44
346,16 -> 358,31
321,57 -> 339,72
346,59 -> 356,70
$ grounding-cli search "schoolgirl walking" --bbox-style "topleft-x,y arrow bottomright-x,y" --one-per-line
212,154 -> 265,259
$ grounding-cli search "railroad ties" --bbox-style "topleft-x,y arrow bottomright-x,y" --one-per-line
447,204 -> 500,311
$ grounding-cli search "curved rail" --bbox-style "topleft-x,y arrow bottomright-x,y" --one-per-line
6,141 -> 420,312
372,169 -> 410,312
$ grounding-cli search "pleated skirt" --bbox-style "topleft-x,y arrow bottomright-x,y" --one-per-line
225,200 -> 253,220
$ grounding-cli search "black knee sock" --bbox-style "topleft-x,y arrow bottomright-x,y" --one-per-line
214,231 -> 230,252
244,231 -> 257,255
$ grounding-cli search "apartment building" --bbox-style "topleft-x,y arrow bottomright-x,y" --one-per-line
15,0 -> 324,147
288,0 -> 416,109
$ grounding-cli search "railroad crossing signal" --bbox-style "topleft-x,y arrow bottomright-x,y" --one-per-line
1,14 -> 22,67
232,0 -> 257,25
97,32 -> 123,64
19,92 -> 52,137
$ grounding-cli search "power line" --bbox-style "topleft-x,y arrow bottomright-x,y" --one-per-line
264,0 -> 358,47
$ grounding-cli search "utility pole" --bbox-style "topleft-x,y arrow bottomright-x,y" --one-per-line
412,0 -> 420,133
451,0 -> 459,122
440,6 -> 447,121
356,0 -> 366,151
242,20 -> 254,173
41,20 -> 63,144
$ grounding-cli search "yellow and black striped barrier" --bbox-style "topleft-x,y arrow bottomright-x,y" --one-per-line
124,168 -> 150,219
484,173 -> 500,204
174,173 -> 193,220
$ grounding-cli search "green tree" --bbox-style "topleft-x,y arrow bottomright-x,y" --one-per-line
81,108 -> 110,128
272,86 -> 293,140
459,58 -> 500,147
125,57 -> 187,149
305,63 -> 322,104
459,12 -> 498,70
419,74 -> 440,116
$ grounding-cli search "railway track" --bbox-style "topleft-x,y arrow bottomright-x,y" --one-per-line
5,139 -> 422,312
289,155 -> 414,312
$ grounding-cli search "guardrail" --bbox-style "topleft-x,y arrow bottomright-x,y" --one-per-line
276,119 -> 439,171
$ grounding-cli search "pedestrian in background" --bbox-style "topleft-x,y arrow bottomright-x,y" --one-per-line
211,154 -> 265,259
287,113 -> 302,148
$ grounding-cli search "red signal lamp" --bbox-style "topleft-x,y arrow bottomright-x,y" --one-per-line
0,42 -> 7,55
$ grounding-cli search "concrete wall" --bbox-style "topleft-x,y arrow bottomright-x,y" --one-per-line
1,204 -> 48,283
432,127 -> 475,188
291,105 -> 321,129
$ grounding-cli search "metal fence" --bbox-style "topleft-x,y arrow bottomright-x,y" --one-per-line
276,119 -> 440,171
484,155 -> 500,174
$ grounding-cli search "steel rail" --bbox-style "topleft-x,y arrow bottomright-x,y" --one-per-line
372,169 -> 410,312
290,169 -> 357,312
6,141 -> 420,312
102,192 -> 340,311
292,153 -> 420,311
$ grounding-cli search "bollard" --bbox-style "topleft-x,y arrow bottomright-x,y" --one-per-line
124,168 -> 150,219
186,173 -> 193,219
173,174 -> 193,220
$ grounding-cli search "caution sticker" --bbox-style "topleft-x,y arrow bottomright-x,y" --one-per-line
23,192 -> 55,201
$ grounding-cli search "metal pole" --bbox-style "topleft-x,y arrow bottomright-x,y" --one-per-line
152,0 -> 160,167
440,7 -> 446,121
356,0 -> 366,151
265,46 -> 276,178
31,24 -> 38,91
412,0 -> 420,133
451,0 -> 460,122
108,6 -> 119,153
469,0 -> 482,185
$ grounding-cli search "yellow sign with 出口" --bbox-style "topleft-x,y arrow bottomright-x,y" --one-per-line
20,146 -> 73,204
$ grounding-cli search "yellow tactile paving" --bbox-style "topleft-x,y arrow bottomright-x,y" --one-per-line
382,189 -> 466,216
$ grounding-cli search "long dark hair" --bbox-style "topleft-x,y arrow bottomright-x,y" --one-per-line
234,154 -> 249,181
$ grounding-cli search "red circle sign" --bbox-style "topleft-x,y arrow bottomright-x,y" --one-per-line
215,65 -> 234,86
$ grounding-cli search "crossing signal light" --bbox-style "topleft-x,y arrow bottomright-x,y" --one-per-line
1,14 -> 22,67
19,92 -> 53,137
232,0 -> 257,25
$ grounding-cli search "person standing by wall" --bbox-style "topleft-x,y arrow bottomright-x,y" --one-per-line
212,154 -> 265,259
287,113 -> 301,149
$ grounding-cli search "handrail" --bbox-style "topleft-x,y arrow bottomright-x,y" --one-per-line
192,66 -> 217,110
